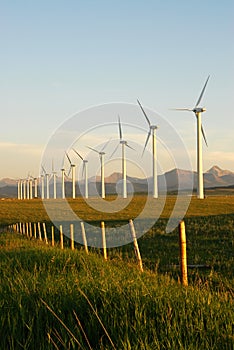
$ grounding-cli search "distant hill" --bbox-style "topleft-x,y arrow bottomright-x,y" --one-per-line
1,165 -> 234,198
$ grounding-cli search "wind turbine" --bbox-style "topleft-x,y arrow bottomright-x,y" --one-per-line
73,149 -> 89,199
173,75 -> 210,199
137,99 -> 159,198
66,152 -> 76,199
87,142 -> 109,199
111,116 -> 134,199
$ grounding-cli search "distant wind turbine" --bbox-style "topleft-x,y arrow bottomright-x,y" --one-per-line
172,75 -> 210,199
87,140 -> 110,199
137,99 -> 159,198
66,152 -> 76,199
73,149 -> 89,199
111,116 -> 134,199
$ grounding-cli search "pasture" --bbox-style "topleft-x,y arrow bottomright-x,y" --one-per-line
0,195 -> 233,349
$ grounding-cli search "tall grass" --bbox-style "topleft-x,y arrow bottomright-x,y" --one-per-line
1,233 -> 233,349
0,196 -> 233,349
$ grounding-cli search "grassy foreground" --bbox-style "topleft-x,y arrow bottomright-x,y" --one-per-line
0,196 -> 234,349
1,232 -> 233,350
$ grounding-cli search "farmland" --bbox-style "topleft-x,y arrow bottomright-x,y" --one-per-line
0,195 -> 234,349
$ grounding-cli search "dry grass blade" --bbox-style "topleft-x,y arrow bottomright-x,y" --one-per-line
73,310 -> 93,350
40,298 -> 84,349
78,288 -> 116,350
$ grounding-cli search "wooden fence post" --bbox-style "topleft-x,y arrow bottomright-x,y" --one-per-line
179,220 -> 188,286
51,226 -> 55,247
34,223 -> 37,239
22,223 -> 25,235
129,219 -> 143,272
19,222 -> 22,234
38,222 -> 42,241
26,222 -> 29,237
70,224 -> 74,250
80,221 -> 88,254
43,223 -> 48,244
101,221 -> 107,261
29,222 -> 32,238
59,225 -> 64,249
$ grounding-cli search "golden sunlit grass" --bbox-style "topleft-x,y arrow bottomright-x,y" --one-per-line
0,194 -> 234,225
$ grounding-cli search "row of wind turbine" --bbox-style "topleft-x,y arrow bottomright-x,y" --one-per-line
20,76 -> 210,201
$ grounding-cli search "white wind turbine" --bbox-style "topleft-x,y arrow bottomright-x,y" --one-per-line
111,116 -> 134,199
173,76 -> 210,199
87,140 -> 110,199
66,152 -> 76,199
137,99 -> 159,198
73,149 -> 89,199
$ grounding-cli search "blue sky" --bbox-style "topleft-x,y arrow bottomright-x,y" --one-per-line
0,0 -> 233,178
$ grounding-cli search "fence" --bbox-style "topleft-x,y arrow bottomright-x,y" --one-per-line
5,220 -> 188,285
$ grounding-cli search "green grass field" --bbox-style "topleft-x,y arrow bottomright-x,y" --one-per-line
0,195 -> 233,349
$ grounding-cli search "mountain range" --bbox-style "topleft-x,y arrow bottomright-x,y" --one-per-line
1,165 -> 234,198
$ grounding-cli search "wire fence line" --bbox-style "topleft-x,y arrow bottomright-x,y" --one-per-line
5,220 -> 188,285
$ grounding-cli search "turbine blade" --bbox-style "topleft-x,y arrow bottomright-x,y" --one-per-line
201,124 -> 208,147
118,115 -> 123,140
68,166 -> 71,177
137,99 -> 151,127
126,143 -> 135,151
142,130 -> 151,155
41,165 -> 46,175
87,146 -> 99,154
82,162 -> 85,177
110,143 -> 120,158
72,148 -> 84,160
195,75 -> 210,107
65,152 -> 72,165
171,108 -> 192,111
101,137 -> 112,152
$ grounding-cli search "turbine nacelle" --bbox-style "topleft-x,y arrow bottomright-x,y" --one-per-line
120,140 -> 127,145
193,107 -> 206,113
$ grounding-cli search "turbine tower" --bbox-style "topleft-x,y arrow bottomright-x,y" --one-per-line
34,177 -> 38,198
52,160 -> 57,199
20,179 -> 23,200
23,179 -> 26,199
173,75 -> 210,199
40,174 -> 45,199
73,149 -> 89,199
17,180 -> 21,199
66,152 -> 76,199
111,117 -> 134,199
42,166 -> 50,199
61,166 -> 65,199
87,146 -> 107,199
137,99 -> 159,198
